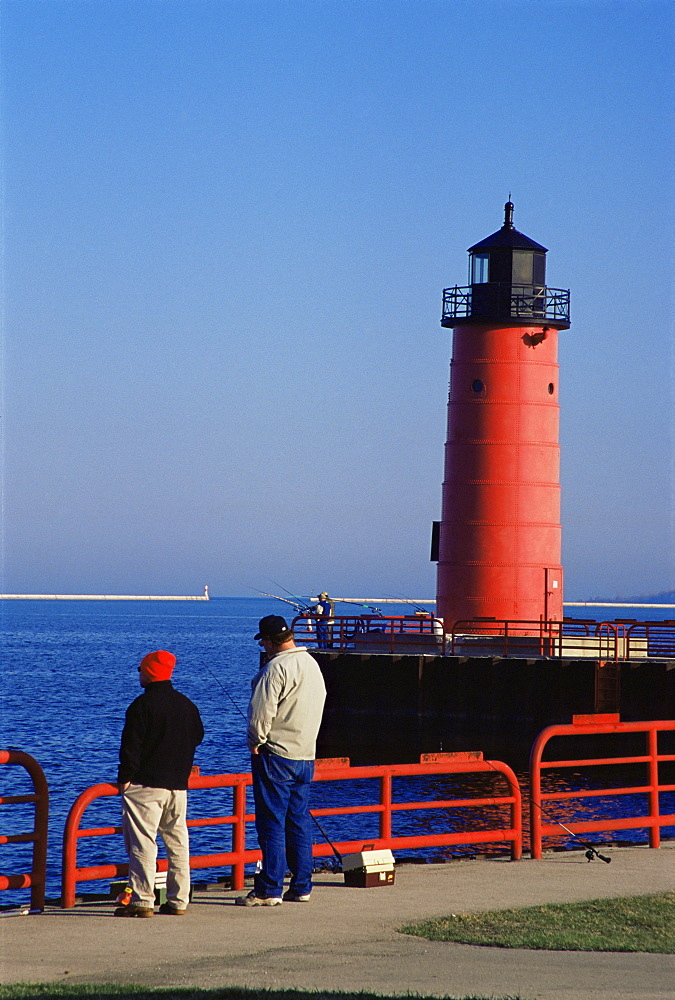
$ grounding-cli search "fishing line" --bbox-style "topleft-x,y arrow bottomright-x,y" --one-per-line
202,663 -> 248,722
202,661 -> 343,863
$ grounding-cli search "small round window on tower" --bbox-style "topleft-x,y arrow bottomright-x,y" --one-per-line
472,379 -> 485,394
548,383 -> 555,395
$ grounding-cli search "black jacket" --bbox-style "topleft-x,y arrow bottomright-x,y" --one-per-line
118,680 -> 204,789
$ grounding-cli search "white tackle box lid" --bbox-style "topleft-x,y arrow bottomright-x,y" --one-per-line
341,848 -> 395,872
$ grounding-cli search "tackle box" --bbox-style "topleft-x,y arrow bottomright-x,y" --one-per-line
341,847 -> 395,887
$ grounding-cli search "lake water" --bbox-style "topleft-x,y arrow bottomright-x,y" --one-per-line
1,597 -> 672,906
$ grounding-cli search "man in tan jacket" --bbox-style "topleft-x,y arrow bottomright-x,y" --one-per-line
237,615 -> 326,906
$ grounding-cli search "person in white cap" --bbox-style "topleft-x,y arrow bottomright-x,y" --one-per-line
313,592 -> 335,649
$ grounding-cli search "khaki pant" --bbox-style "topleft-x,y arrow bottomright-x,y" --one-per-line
121,784 -> 191,909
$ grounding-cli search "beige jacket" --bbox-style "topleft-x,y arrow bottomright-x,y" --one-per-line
247,646 -> 326,760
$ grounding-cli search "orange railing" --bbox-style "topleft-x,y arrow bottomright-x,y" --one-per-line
624,620 -> 675,659
0,750 -> 49,911
449,618 -> 675,660
292,614 -> 447,654
61,753 -> 521,907
529,715 -> 675,859
61,770 -> 250,909
291,614 -> 674,660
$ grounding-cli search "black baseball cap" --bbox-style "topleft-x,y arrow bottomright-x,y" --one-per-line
255,615 -> 293,641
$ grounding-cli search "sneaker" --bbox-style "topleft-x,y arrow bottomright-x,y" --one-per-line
235,890 -> 282,906
114,903 -> 154,918
158,902 -> 186,915
282,889 -> 311,902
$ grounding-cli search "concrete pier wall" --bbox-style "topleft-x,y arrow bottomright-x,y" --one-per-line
313,651 -> 675,766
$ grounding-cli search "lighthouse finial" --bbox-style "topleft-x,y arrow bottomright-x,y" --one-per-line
504,198 -> 514,229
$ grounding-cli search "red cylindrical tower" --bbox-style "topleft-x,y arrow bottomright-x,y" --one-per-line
435,202 -> 570,629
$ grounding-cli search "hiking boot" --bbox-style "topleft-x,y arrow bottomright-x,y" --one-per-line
114,903 -> 154,917
158,902 -> 186,915
235,890 -> 282,906
282,889 -> 311,902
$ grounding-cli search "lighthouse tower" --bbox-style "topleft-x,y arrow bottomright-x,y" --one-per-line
435,202 -> 570,629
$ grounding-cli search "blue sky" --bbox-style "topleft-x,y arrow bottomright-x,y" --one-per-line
2,0 -> 673,600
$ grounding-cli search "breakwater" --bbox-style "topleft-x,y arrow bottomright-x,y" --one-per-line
0,592 -> 209,601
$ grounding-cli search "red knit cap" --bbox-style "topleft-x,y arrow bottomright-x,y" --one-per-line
139,649 -> 176,682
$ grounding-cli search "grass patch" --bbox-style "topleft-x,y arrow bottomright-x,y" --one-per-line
0,989 -> 531,1000
401,891 -> 675,953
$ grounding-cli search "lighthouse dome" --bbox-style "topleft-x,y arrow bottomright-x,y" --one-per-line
468,201 -> 548,253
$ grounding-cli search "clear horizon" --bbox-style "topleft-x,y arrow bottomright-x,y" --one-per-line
1,590 -> 674,606
2,0 -> 673,601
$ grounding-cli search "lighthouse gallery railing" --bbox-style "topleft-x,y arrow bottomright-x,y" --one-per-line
442,283 -> 570,325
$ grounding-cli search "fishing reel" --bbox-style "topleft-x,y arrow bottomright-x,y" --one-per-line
585,846 -> 611,863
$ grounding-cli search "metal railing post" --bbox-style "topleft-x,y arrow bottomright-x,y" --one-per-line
62,782 -> 119,908
380,773 -> 392,841
647,725 -> 661,849
528,732 -> 545,859
0,750 -> 49,911
232,779 -> 248,890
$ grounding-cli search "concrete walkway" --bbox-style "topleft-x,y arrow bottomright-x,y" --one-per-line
1,846 -> 674,1000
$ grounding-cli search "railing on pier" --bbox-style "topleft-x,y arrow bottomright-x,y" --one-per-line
0,750 -> 49,911
60,753 -> 521,907
291,613 -> 447,654
448,618 -> 675,661
624,620 -> 675,659
529,715 -> 675,859
7,721 -> 675,910
291,614 -> 674,660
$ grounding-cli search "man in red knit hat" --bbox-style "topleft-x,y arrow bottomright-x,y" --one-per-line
115,650 -> 204,917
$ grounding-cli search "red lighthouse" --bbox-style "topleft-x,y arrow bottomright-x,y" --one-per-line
435,202 -> 570,630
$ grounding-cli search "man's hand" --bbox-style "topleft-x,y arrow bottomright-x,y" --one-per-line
118,781 -> 130,794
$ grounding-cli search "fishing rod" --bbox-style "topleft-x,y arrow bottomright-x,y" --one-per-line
332,598 -> 383,614
385,592 -> 433,615
245,585 -> 309,612
256,581 -> 382,617
267,581 -> 381,617
545,816 -> 611,863
479,757 -> 611,863
306,812 -> 343,865
202,661 -> 343,863
266,579 -> 314,613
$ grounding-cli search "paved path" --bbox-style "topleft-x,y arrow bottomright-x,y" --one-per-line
1,846 -> 674,1000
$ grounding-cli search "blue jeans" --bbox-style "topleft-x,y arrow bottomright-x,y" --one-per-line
317,621 -> 333,649
251,750 -> 315,898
